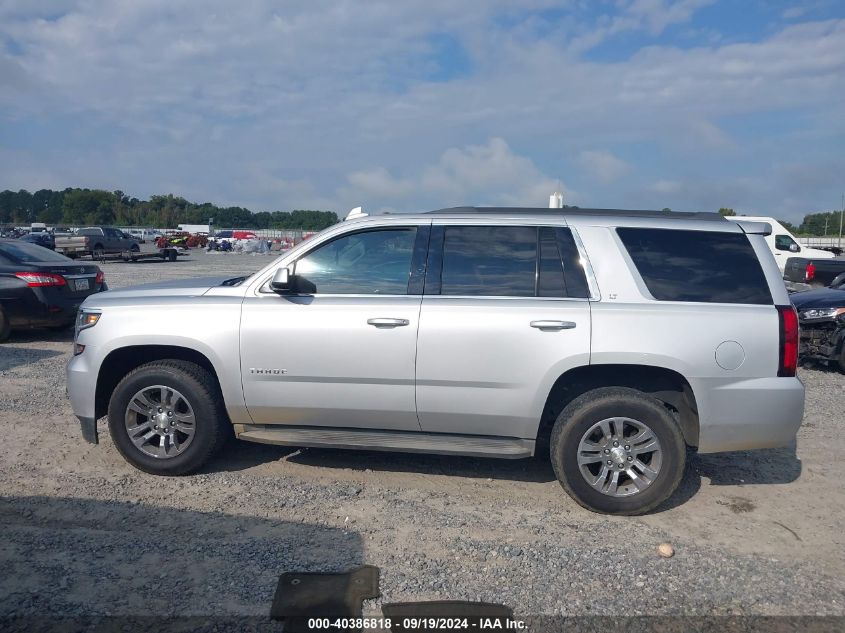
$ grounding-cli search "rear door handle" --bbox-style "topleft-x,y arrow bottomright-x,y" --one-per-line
367,318 -> 410,328
530,320 -> 576,330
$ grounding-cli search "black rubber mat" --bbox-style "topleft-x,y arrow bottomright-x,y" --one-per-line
382,601 -> 513,631
270,565 -> 380,632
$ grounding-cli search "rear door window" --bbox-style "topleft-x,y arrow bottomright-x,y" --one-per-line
617,227 -> 772,304
432,225 -> 590,298
440,226 -> 537,296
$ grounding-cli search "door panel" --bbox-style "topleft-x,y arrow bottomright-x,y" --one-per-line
239,224 -> 426,431
240,295 -> 422,430
415,223 -> 592,439
415,297 -> 591,438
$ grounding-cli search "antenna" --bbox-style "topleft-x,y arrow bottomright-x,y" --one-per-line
549,184 -> 564,209
345,206 -> 367,221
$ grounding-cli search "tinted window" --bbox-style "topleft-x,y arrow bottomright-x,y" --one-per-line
294,228 -> 416,294
556,228 -> 590,298
0,240 -> 74,263
617,228 -> 772,304
538,228 -> 565,297
536,227 -> 591,299
441,226 -> 537,296
774,234 -> 797,251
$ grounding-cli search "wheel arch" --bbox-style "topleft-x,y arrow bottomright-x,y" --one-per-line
95,345 -> 223,421
537,364 -> 699,451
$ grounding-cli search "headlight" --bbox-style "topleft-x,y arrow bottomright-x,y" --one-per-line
77,310 -> 101,331
74,310 -> 101,355
800,307 -> 845,320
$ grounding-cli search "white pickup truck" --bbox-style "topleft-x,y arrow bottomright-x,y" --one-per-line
730,216 -> 834,273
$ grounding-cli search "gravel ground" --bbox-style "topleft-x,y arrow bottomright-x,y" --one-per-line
1,250 -> 844,622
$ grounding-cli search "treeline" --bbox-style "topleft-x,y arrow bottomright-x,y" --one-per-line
0,188 -> 339,230
783,210 -> 845,236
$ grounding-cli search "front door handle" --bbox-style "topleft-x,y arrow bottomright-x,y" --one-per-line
367,318 -> 410,328
530,320 -> 576,331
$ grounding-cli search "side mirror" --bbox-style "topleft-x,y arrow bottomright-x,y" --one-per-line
789,243 -> 800,253
270,267 -> 295,293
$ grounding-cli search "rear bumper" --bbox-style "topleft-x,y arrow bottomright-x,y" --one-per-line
6,288 -> 92,328
692,376 -> 805,453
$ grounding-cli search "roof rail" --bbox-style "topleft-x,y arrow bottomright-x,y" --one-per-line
424,206 -> 725,221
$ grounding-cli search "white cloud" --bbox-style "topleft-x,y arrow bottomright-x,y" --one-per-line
624,0 -> 716,35
568,0 -> 715,51
343,138 -> 565,210
578,149 -> 631,184
652,179 -> 682,194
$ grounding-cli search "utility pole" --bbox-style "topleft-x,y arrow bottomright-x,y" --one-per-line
840,194 -> 844,249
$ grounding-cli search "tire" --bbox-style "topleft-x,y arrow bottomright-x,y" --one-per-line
550,387 -> 686,515
130,244 -> 140,253
837,345 -> 845,374
0,308 -> 11,342
107,360 -> 231,475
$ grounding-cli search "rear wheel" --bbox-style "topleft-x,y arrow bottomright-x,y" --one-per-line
107,360 -> 230,475
837,345 -> 845,374
550,387 -> 686,515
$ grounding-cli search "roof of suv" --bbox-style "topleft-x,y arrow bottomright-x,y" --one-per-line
424,206 -> 725,221
343,206 -> 757,232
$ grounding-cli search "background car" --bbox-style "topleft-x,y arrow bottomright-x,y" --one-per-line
0,227 -> 23,239
0,239 -> 106,342
19,231 -> 56,250
792,278 -> 845,372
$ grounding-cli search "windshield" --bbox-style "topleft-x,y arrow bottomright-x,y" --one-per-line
0,240 -> 73,263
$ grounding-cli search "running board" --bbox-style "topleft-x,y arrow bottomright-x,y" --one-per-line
236,425 -> 535,459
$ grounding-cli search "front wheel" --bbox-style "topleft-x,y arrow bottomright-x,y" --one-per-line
107,360 -> 230,475
550,387 -> 686,515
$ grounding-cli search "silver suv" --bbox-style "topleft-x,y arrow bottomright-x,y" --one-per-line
67,208 -> 804,514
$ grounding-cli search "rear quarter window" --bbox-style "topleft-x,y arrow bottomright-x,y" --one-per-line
617,227 -> 772,304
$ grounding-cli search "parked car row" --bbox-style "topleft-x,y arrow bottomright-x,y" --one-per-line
55,227 -> 141,259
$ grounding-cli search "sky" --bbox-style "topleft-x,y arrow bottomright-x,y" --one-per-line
1,0 -> 844,223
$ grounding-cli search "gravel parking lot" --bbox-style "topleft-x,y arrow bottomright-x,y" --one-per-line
1,250 -> 844,623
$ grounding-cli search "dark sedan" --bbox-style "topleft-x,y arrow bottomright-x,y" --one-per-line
791,279 -> 845,373
0,239 -> 106,342
19,231 -> 56,250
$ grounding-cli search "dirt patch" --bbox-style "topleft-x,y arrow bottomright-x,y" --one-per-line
716,496 -> 756,514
